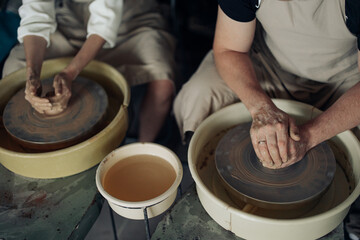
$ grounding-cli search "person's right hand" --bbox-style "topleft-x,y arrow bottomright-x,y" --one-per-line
24,67 -> 52,114
250,103 -> 301,169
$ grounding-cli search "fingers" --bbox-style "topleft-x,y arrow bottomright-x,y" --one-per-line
252,128 -> 284,168
24,89 -> 70,116
44,92 -> 71,116
257,139 -> 274,167
25,80 -> 40,96
251,135 -> 263,162
266,131 -> 282,167
24,73 -> 72,115
53,76 -> 63,96
276,122 -> 288,164
47,75 -> 72,115
24,89 -> 52,114
251,125 -> 277,168
28,99 -> 52,114
43,105 -> 64,116
289,117 -> 300,141
252,140 -> 275,168
250,106 -> 301,169
24,93 -> 50,104
280,140 -> 301,168
26,85 -> 38,96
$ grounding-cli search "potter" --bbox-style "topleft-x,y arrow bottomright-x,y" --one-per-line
3,0 -> 176,143
173,1 -> 360,237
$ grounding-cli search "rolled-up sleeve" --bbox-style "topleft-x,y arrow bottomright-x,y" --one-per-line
17,0 -> 56,47
87,0 -> 123,48
346,0 -> 360,50
218,0 -> 257,22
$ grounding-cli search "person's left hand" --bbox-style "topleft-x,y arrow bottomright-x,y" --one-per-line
44,72 -> 72,116
279,125 -> 310,168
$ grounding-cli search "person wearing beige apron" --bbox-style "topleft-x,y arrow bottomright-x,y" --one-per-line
2,0 -> 176,143
173,0 -> 360,238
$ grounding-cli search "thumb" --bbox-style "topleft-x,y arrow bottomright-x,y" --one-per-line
289,118 -> 300,141
53,76 -> 63,96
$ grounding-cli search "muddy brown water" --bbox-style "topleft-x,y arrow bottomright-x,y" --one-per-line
103,154 -> 176,202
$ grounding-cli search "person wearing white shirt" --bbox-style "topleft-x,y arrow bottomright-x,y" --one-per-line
3,0 -> 176,143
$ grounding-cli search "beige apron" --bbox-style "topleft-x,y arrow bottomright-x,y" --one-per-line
3,0 -> 176,87
173,0 -> 360,139
254,0 -> 359,108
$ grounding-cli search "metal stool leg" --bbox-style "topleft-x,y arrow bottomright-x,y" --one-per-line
108,204 -> 118,240
143,207 -> 151,240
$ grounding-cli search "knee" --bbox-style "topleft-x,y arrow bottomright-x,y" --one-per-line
173,79 -> 209,119
2,45 -> 26,78
176,76 -> 216,105
2,57 -> 20,78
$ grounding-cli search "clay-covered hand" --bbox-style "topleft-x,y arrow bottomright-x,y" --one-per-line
280,129 -> 309,168
44,72 -> 73,116
24,67 -> 52,114
250,104 -> 300,169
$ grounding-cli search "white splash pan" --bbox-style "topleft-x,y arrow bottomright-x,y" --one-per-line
0,58 -> 130,179
188,99 -> 360,240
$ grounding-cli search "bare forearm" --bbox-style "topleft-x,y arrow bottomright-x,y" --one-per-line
23,35 -> 47,78
303,82 -> 360,149
212,11 -> 271,115
303,50 -> 360,148
64,34 -> 105,79
213,49 -> 274,116
212,8 -> 302,168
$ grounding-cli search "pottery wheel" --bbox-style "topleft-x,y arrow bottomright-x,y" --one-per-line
3,76 -> 108,150
215,122 -> 336,209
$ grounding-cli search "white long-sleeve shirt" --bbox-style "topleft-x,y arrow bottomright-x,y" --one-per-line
17,0 -> 123,48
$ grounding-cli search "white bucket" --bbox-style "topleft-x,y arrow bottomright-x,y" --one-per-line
96,142 -> 183,220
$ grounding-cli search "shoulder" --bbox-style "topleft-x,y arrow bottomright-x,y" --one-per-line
218,0 -> 259,22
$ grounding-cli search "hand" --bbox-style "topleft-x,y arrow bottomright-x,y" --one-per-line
24,67 -> 52,114
250,104 -> 300,169
280,131 -> 309,168
43,71 -> 73,116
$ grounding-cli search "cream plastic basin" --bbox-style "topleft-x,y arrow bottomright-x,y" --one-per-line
96,142 -> 183,220
188,99 -> 360,240
0,58 -> 130,179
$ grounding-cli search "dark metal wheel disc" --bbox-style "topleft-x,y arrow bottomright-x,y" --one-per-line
3,76 -> 108,150
215,122 -> 336,210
